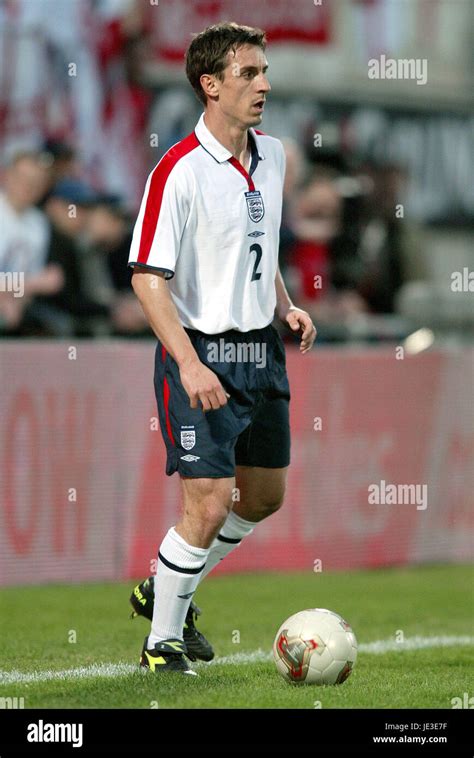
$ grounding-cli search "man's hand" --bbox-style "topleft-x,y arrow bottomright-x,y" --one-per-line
280,305 -> 317,354
179,357 -> 229,411
132,269 -> 229,409
24,264 -> 64,297
0,292 -> 24,329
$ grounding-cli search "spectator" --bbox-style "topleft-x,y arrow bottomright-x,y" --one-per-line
279,137 -> 307,273
285,170 -> 367,329
40,141 -> 81,203
355,162 -> 428,313
84,197 -> 148,335
0,152 -> 63,333
39,179 -> 109,335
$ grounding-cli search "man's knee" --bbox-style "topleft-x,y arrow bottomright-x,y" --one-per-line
180,477 -> 234,535
239,484 -> 286,521
233,466 -> 288,522
258,488 -> 285,517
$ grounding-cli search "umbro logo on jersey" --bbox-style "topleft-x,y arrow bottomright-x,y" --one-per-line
181,454 -> 200,462
248,230 -> 265,237
245,190 -> 265,222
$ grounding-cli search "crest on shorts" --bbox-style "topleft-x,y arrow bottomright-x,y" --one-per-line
180,430 -> 196,450
245,190 -> 265,223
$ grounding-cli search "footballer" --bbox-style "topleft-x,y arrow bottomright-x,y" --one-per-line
128,22 -> 317,675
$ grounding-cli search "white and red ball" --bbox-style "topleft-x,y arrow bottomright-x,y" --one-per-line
273,608 -> 357,685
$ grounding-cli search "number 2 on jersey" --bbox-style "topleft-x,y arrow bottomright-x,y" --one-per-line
249,243 -> 262,281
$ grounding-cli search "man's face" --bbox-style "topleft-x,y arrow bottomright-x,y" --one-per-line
5,158 -> 48,209
45,197 -> 89,237
209,44 -> 271,128
87,206 -> 123,246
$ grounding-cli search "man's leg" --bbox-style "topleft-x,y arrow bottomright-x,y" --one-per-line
233,465 -> 287,521
148,476 -> 234,648
197,465 -> 288,580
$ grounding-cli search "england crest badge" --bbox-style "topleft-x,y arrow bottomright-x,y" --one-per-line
245,190 -> 265,223
180,429 -> 196,450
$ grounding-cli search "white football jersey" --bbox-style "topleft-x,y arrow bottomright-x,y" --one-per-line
0,193 -> 49,275
128,113 -> 285,333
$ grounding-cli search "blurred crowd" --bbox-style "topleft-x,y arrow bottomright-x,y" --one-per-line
0,139 -> 434,340
0,138 -> 430,340
1,0 -> 471,342
277,137 -> 430,341
0,146 -> 148,337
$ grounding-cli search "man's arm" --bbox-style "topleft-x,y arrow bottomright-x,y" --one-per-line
132,270 -> 228,410
275,265 -> 317,354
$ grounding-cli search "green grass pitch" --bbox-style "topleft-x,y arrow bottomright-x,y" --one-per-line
0,565 -> 472,709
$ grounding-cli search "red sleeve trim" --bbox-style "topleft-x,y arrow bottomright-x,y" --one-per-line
137,132 -> 199,265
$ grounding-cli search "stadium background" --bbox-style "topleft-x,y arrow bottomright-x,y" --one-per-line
0,0 -> 473,588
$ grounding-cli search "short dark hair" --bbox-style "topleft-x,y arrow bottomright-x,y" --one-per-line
185,22 -> 266,105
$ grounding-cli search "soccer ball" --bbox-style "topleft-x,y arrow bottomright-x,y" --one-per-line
273,608 -> 357,685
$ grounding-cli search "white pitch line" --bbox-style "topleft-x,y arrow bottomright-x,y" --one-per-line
0,662 -> 138,685
203,635 -> 474,664
0,635 -> 472,686
359,635 -> 474,655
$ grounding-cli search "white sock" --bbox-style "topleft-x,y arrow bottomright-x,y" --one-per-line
148,527 -> 209,648
199,510 -> 256,581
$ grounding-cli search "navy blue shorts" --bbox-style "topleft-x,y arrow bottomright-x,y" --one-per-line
154,323 -> 291,478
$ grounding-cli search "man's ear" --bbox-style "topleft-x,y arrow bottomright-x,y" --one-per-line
200,74 -> 219,100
